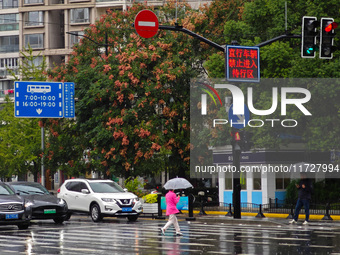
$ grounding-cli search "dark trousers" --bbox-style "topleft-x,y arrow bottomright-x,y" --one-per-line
293,198 -> 310,221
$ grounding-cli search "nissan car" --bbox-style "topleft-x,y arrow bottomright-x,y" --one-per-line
57,179 -> 142,222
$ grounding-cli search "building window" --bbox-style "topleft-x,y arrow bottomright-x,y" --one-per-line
70,31 -> 84,47
24,0 -> 43,4
70,8 -> 89,24
275,172 -> 290,190
253,171 -> 261,190
0,0 -> 18,9
0,58 -> 18,76
27,56 -> 43,68
25,11 -> 43,27
0,14 -> 18,31
224,171 -> 247,190
25,34 -> 44,49
0,35 -> 19,53
225,170 -> 232,189
0,80 -> 14,98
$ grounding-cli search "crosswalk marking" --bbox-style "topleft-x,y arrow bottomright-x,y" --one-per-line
0,218 -> 340,254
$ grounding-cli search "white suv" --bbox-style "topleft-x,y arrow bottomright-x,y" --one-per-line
57,179 -> 142,222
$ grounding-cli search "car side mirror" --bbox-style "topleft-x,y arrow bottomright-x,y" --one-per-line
81,189 -> 90,194
123,188 -> 128,192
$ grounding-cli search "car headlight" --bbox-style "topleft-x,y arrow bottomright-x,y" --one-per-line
25,201 -> 33,208
133,197 -> 139,202
58,199 -> 65,205
101,198 -> 117,203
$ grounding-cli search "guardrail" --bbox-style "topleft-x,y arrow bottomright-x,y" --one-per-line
194,199 -> 340,220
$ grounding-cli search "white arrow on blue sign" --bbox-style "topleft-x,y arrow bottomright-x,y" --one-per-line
228,103 -> 250,129
15,81 -> 75,118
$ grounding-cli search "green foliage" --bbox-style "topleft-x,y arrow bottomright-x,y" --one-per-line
8,45 -> 47,81
203,0 -> 340,152
142,193 -> 158,203
285,179 -> 299,204
203,53 -> 225,78
286,179 -> 340,205
0,96 -> 41,179
0,46 -> 46,180
124,177 -> 145,197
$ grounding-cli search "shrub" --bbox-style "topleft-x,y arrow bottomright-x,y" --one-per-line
124,177 -> 145,197
142,193 -> 158,203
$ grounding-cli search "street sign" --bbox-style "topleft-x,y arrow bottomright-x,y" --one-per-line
226,45 -> 260,82
64,82 -> 75,118
228,104 -> 250,129
15,81 -> 75,118
134,10 -> 159,38
15,81 -> 63,118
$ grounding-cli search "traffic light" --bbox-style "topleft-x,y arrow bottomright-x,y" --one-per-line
301,16 -> 318,58
320,18 -> 338,59
231,130 -> 253,152
231,130 -> 242,151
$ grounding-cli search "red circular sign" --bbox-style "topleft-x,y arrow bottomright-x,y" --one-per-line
134,10 -> 159,38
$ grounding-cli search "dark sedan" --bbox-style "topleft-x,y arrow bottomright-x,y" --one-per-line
0,182 -> 32,229
7,182 -> 68,224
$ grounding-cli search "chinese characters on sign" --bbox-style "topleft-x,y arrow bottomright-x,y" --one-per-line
226,46 -> 260,82
64,82 -> 75,118
15,81 -> 75,118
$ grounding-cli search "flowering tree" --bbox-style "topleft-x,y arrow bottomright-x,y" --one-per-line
47,3 -> 218,178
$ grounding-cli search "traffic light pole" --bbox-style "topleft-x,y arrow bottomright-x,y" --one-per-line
232,138 -> 242,219
158,25 -> 301,51
155,23 -> 301,220
158,25 -> 225,52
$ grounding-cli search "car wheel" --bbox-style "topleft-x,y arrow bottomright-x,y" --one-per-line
53,217 -> 64,224
18,224 -> 29,230
64,212 -> 72,221
90,203 -> 103,222
127,215 -> 138,222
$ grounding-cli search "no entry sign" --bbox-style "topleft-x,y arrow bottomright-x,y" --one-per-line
134,10 -> 159,38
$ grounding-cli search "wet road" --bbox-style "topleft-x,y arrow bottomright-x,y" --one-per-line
0,216 -> 340,254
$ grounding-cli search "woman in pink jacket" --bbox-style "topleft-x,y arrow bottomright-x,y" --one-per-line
160,190 -> 183,236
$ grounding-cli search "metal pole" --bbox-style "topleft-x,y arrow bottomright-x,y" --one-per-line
233,143 -> 241,219
41,123 -> 45,187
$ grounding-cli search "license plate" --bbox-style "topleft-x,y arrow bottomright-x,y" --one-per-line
6,214 -> 18,220
122,207 -> 132,212
44,209 -> 56,214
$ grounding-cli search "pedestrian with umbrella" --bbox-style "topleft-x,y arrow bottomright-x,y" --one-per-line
160,178 -> 193,236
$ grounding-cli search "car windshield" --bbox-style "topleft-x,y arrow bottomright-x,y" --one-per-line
11,183 -> 50,195
89,182 -> 124,193
0,184 -> 15,195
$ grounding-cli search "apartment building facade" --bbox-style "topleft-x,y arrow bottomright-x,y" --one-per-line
0,0 -> 210,101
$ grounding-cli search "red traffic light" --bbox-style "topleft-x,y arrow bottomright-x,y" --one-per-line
231,131 -> 241,141
325,22 -> 338,33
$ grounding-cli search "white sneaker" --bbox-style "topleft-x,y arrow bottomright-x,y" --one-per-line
303,221 -> 309,225
160,228 -> 165,235
289,219 -> 297,224
176,232 -> 183,236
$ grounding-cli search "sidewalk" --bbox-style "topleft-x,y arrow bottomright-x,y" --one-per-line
154,210 -> 340,227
